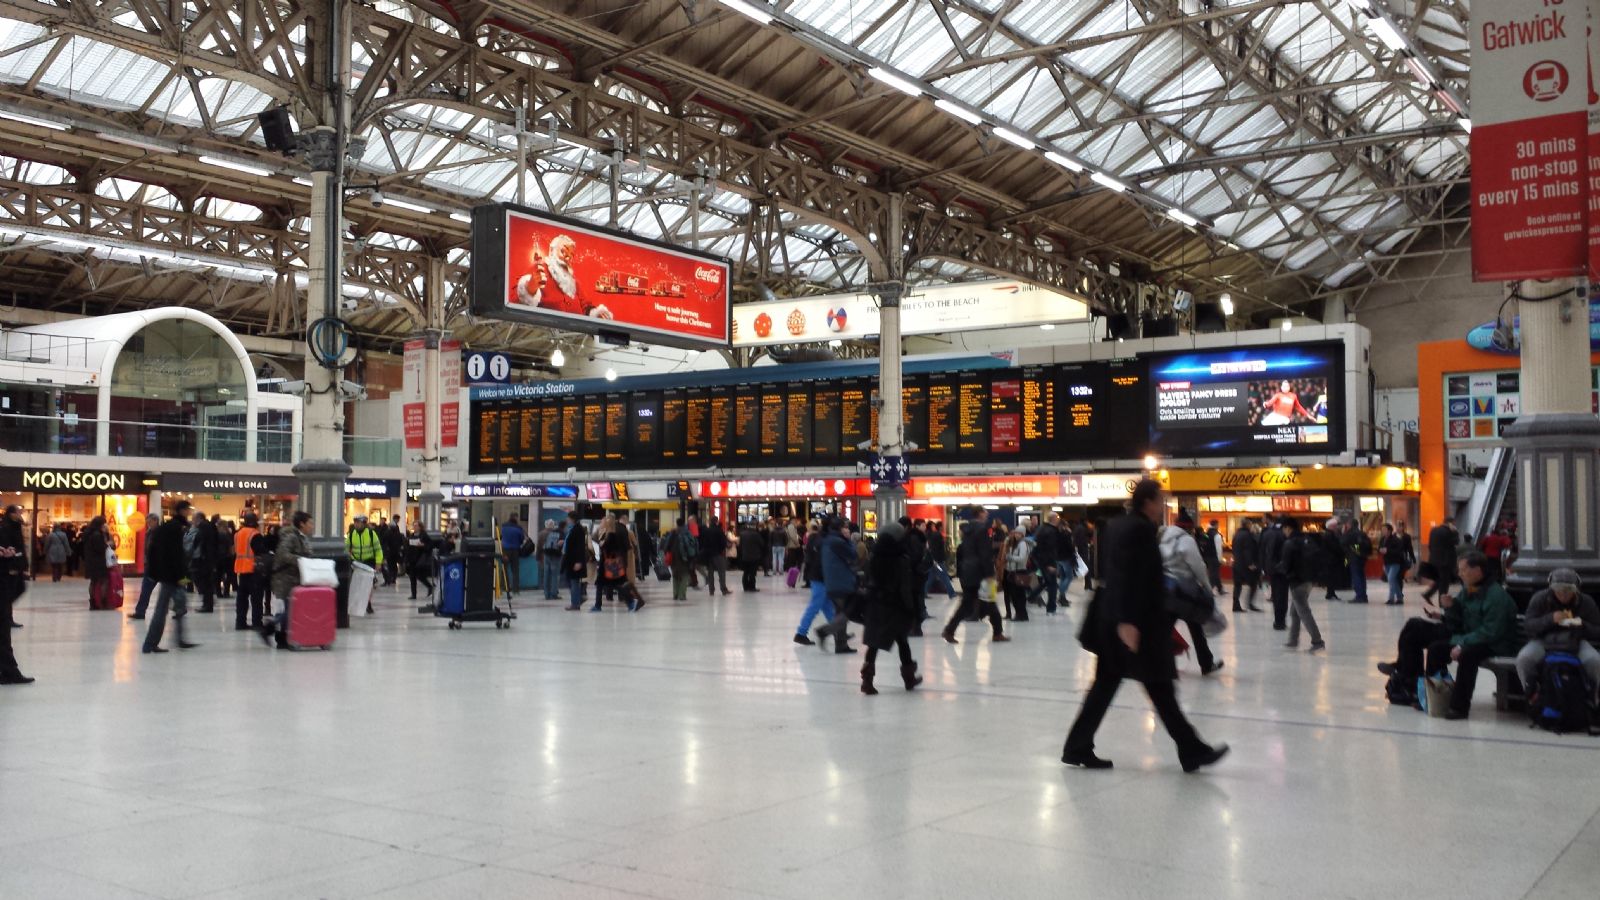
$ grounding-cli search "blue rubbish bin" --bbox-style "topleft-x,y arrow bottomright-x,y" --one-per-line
519,554 -> 540,590
439,557 -> 466,616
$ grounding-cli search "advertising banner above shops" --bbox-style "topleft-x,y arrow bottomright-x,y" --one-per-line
700,478 -> 870,499
1157,466 -> 1420,495
471,203 -> 732,349
1469,0 -> 1589,280
162,472 -> 300,495
728,279 -> 1089,348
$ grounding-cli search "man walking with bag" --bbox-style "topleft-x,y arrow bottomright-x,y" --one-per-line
1063,479 -> 1228,772
144,501 -> 199,655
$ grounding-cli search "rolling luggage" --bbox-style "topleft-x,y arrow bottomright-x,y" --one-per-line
287,585 -> 336,650
654,560 -> 671,582
786,567 -> 800,589
104,568 -> 126,609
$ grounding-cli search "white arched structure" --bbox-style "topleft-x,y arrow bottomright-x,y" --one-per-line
9,308 -> 261,460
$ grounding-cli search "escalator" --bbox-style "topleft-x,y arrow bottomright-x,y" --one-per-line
1459,446 -> 1517,544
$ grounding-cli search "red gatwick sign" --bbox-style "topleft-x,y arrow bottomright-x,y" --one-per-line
1470,0 -> 1589,281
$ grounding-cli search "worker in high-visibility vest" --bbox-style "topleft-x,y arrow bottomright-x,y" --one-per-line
347,515 -> 384,614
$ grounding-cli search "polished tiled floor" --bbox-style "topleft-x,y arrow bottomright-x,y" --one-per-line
2,572 -> 1597,899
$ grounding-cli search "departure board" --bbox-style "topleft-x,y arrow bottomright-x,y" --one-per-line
517,405 -> 541,466
660,389 -> 686,461
683,389 -> 709,461
558,400 -> 581,463
539,402 -> 560,461
466,342 -> 1339,473
901,375 -> 927,456
1018,366 -> 1057,458
990,377 -> 1021,454
839,379 -> 872,458
785,387 -> 812,461
602,394 -> 626,461
629,392 -> 661,460
759,390 -> 785,458
812,384 -> 842,463
732,387 -> 760,459
925,372 -> 956,458
580,400 -> 603,462
956,374 -> 989,454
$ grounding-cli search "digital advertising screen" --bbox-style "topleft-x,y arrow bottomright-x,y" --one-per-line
1147,342 -> 1343,456
470,203 -> 733,349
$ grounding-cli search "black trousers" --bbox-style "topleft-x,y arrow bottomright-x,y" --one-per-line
1396,618 -> 1454,682
1183,619 -> 1215,671
234,572 -> 264,628
194,564 -> 216,611
409,565 -> 435,599
1269,574 -> 1289,627
1232,569 -> 1258,610
741,562 -> 759,591
1065,654 -> 1206,760
864,637 -> 914,668
945,578 -> 1003,638
0,577 -> 23,677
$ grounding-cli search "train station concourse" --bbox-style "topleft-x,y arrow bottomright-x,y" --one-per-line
3,1 -> 1600,898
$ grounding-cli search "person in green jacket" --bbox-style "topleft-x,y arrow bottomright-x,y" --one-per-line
1377,550 -> 1518,719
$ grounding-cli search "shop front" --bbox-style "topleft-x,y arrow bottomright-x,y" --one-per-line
344,478 -> 403,527
584,481 -> 682,544
905,474 -> 1142,535
1157,464 -> 1422,577
160,472 -> 299,530
455,482 -> 580,537
697,478 -> 870,532
0,465 -> 152,574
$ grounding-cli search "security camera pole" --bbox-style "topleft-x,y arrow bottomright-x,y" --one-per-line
293,0 -> 355,627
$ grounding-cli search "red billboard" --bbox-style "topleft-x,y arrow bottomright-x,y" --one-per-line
1470,0 -> 1589,280
471,204 -> 732,349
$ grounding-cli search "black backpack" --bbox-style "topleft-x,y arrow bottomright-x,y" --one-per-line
1528,653 -> 1596,734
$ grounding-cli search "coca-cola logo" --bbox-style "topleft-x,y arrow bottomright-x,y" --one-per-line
694,266 -> 723,284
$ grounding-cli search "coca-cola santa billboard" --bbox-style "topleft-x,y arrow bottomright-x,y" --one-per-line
471,204 -> 732,349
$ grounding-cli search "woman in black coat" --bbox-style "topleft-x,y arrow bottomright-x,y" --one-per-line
859,522 -> 921,695
82,516 -> 110,610
1063,479 -> 1227,773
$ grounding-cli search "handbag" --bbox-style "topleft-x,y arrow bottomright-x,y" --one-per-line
1076,587 -> 1104,654
1163,574 -> 1214,623
105,546 -> 119,568
298,557 -> 337,587
1420,674 -> 1455,718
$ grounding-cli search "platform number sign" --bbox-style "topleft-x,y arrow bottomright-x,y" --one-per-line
464,351 -> 512,385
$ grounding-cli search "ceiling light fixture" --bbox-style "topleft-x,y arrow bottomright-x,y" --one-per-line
1281,319 -> 1294,332
550,347 -> 565,367
934,99 -> 984,125
198,154 -> 274,177
1,109 -> 66,131
867,66 -> 924,97
1090,171 -> 1128,193
1365,17 -> 1409,53
449,212 -> 471,223
383,197 -> 433,214
719,0 -> 774,24
1458,117 -> 1472,133
1166,208 -> 1199,228
604,367 -> 618,382
1039,323 -> 1056,331
1219,292 -> 1235,316
1044,150 -> 1083,172
992,126 -> 1036,150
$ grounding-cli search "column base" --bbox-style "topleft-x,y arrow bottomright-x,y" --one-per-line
1500,415 -> 1600,606
873,486 -> 907,530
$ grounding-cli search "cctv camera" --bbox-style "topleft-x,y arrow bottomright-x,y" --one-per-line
565,466 -> 577,480
341,297 -> 359,312
855,440 -> 873,451
279,380 -> 306,394
370,189 -> 384,206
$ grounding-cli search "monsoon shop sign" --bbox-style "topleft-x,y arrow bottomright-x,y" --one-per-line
12,469 -> 128,492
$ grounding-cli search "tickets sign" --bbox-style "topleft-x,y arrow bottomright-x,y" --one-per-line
471,203 -> 732,349
1470,0 -> 1589,280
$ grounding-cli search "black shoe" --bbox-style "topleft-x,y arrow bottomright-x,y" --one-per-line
1062,751 -> 1113,770
143,647 -> 168,654
258,624 -> 276,647
10,621 -> 20,629
197,607 -> 214,613
1284,640 -> 1299,649
1443,708 -> 1468,721
1376,661 -> 1399,677
1201,661 -> 1225,676
1272,623 -> 1287,631
834,642 -> 858,655
0,673 -> 36,685
1247,604 -> 1263,612
942,630 -> 958,644
1309,641 -> 1326,652
1232,605 -> 1244,613
128,613 -> 145,620
793,633 -> 815,646
234,624 -> 251,631
1349,599 -> 1369,604
1181,743 -> 1230,773
178,642 -> 199,650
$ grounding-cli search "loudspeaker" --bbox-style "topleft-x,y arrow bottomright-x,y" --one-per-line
257,107 -> 295,152
1142,314 -> 1179,338
1192,302 -> 1227,333
1103,313 -> 1134,340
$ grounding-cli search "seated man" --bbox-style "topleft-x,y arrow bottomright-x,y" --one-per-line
1377,551 -> 1519,719
1515,568 -> 1600,698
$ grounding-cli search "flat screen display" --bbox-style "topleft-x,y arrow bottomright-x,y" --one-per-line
1146,341 -> 1343,456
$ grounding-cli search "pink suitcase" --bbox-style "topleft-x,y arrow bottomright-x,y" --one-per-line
287,586 -> 336,650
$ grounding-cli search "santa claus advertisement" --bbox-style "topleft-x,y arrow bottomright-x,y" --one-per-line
475,205 -> 731,348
